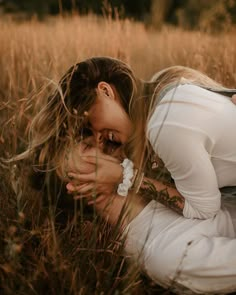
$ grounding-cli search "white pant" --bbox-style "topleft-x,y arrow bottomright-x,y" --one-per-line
124,200 -> 236,294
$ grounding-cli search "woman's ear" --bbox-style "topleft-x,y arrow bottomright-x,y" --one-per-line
97,81 -> 115,100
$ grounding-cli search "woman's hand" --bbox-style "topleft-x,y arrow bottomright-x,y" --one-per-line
65,141 -> 123,197
67,182 -> 109,205
66,155 -> 123,197
66,180 -> 117,202
68,154 -> 122,182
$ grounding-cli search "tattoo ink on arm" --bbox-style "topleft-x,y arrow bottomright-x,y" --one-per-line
139,180 -> 184,215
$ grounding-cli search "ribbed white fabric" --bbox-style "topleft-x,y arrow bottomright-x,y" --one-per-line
147,84 -> 236,219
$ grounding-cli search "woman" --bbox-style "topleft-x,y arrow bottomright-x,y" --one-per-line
60,137 -> 236,294
11,57 -> 236,293
15,57 -> 236,220
16,57 -> 236,220
42,56 -> 236,220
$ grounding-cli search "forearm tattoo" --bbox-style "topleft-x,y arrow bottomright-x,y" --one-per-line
139,180 -> 184,215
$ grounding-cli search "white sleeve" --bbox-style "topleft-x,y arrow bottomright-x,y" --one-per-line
173,235 -> 236,293
148,123 -> 221,219
124,201 -> 236,294
146,234 -> 236,294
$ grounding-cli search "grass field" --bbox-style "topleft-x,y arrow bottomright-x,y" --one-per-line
0,14 -> 236,294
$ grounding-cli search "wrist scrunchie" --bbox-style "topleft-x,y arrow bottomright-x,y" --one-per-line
117,158 -> 134,197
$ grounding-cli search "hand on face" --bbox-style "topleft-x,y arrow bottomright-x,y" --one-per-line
65,137 -> 123,204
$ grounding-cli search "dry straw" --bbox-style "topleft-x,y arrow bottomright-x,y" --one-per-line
0,13 -> 236,294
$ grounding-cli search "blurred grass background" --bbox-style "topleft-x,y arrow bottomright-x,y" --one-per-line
0,2 -> 236,294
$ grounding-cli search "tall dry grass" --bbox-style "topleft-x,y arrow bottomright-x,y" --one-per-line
0,14 -> 236,294
1,14 -> 236,102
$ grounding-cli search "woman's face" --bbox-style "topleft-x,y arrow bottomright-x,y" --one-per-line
87,82 -> 132,145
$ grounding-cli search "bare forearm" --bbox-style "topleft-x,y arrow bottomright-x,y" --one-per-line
93,176 -> 184,227
140,177 -> 185,215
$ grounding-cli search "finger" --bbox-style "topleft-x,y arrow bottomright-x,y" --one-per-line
73,194 -> 91,200
68,172 -> 116,185
66,182 -> 88,192
77,183 -> 95,194
68,172 -> 96,182
67,163 -> 95,174
66,182 -> 77,191
102,154 -> 121,163
82,154 -> 120,164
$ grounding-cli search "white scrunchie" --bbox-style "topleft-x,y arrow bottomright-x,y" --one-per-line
117,158 -> 134,197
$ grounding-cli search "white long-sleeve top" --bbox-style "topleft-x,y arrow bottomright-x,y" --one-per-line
124,199 -> 236,294
147,84 -> 236,219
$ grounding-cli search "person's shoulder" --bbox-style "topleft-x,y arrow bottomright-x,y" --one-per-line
147,83 -> 216,142
162,83 -> 211,102
149,83 -> 211,125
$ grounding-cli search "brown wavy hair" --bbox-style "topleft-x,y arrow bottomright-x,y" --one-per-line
11,57 -> 141,178
10,60 -> 234,183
